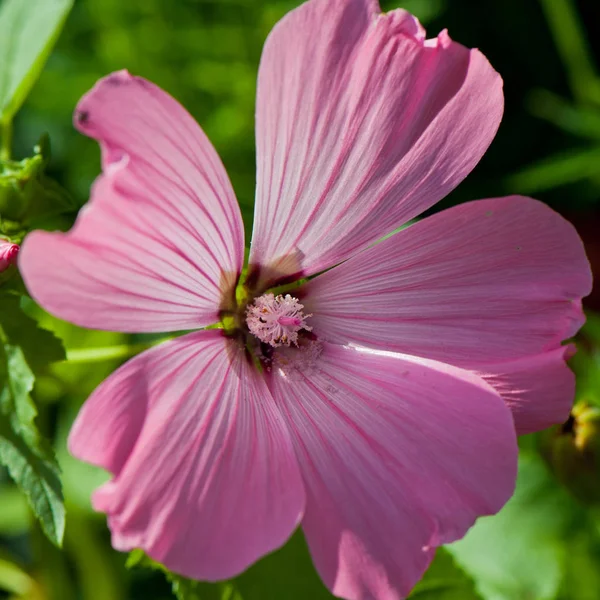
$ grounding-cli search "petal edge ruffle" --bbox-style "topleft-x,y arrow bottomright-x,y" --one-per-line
20,71 -> 244,332
269,342 -> 517,599
69,330 -> 305,580
250,0 -> 503,286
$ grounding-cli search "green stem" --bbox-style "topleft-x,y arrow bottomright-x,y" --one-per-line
0,558 -> 33,596
538,0 -> 600,105
527,89 -> 600,140
0,119 -> 12,161
32,523 -> 77,600
65,509 -> 126,600
65,341 -> 165,364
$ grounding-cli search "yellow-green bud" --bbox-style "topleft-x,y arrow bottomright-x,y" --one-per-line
540,402 -> 600,505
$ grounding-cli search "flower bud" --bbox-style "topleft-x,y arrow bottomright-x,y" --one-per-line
540,402 -> 600,505
0,137 -> 77,230
0,241 -> 19,271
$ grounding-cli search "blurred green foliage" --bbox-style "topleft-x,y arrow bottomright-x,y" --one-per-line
0,0 -> 73,126
1,0 -> 600,598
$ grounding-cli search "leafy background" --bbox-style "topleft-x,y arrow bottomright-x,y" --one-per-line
1,0 -> 600,598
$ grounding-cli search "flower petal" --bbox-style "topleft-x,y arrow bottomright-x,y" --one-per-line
249,0 -> 503,286
69,330 -> 305,580
269,343 -> 517,599
304,196 -> 591,367
20,71 -> 244,332
477,347 -> 576,435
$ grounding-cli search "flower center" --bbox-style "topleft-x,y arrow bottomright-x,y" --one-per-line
246,293 -> 312,347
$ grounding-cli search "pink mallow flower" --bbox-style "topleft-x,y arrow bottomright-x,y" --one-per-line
0,241 -> 19,271
19,1 -> 591,598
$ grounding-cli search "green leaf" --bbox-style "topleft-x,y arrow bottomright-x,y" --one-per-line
169,577 -> 238,600
557,530 -> 600,600
0,415 -> 64,546
0,294 -> 65,373
449,453 -> 580,600
0,483 -> 29,534
127,531 -> 332,599
409,549 -> 482,599
505,147 -> 600,194
234,531 -> 332,599
0,0 -> 74,121
582,311 -> 600,349
528,89 -> 600,141
129,534 -> 481,600
126,550 -> 234,600
0,328 -> 65,545
0,342 -> 40,443
538,0 -> 600,106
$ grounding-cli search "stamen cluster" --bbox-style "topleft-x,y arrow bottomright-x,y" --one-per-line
246,293 -> 312,347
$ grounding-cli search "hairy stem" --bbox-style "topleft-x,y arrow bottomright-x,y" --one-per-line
65,341 -> 162,364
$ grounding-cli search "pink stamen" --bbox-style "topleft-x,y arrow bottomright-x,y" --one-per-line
278,316 -> 302,327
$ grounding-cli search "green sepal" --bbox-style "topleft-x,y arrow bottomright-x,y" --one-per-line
0,136 -> 78,236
